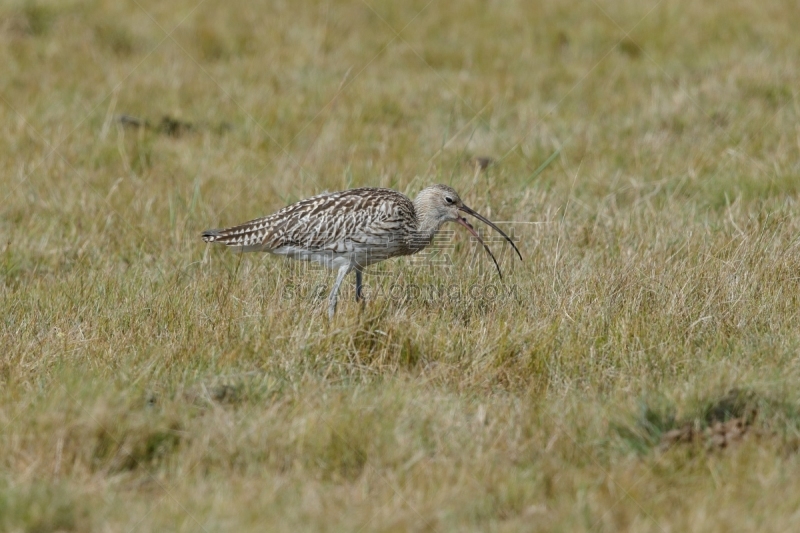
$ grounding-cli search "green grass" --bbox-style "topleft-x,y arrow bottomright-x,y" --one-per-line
2,0 -> 800,530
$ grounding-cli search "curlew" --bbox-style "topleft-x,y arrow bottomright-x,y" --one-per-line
202,184 -> 522,319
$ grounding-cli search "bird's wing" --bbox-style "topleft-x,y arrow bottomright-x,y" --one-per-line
202,188 -> 415,252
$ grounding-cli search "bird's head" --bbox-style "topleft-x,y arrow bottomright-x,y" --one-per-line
413,184 -> 523,279
414,184 -> 464,228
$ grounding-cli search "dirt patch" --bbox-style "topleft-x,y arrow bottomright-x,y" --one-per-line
116,114 -> 231,137
659,388 -> 758,451
660,417 -> 750,451
614,388 -> 772,453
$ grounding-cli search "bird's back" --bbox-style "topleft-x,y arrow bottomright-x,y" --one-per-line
202,188 -> 420,263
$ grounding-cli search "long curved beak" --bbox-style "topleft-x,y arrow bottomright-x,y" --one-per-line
459,204 -> 523,261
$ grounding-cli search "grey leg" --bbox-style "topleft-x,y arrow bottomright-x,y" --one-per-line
328,264 -> 351,319
355,267 -> 364,302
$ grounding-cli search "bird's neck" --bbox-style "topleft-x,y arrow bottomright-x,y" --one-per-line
411,197 -> 443,250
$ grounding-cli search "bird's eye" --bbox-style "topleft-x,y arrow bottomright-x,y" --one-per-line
445,196 -> 454,204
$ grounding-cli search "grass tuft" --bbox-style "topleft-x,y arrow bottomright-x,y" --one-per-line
0,481 -> 87,533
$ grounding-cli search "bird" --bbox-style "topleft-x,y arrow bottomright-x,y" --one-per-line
202,184 -> 522,319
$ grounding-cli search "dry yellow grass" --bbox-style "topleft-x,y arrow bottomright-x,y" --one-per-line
2,0 -> 800,531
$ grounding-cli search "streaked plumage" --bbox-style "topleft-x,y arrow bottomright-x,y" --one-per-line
202,184 -> 521,318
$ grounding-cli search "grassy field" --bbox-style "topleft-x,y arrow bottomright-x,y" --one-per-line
2,0 -> 800,530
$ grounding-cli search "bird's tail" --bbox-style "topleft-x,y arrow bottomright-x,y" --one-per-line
201,217 -> 272,252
